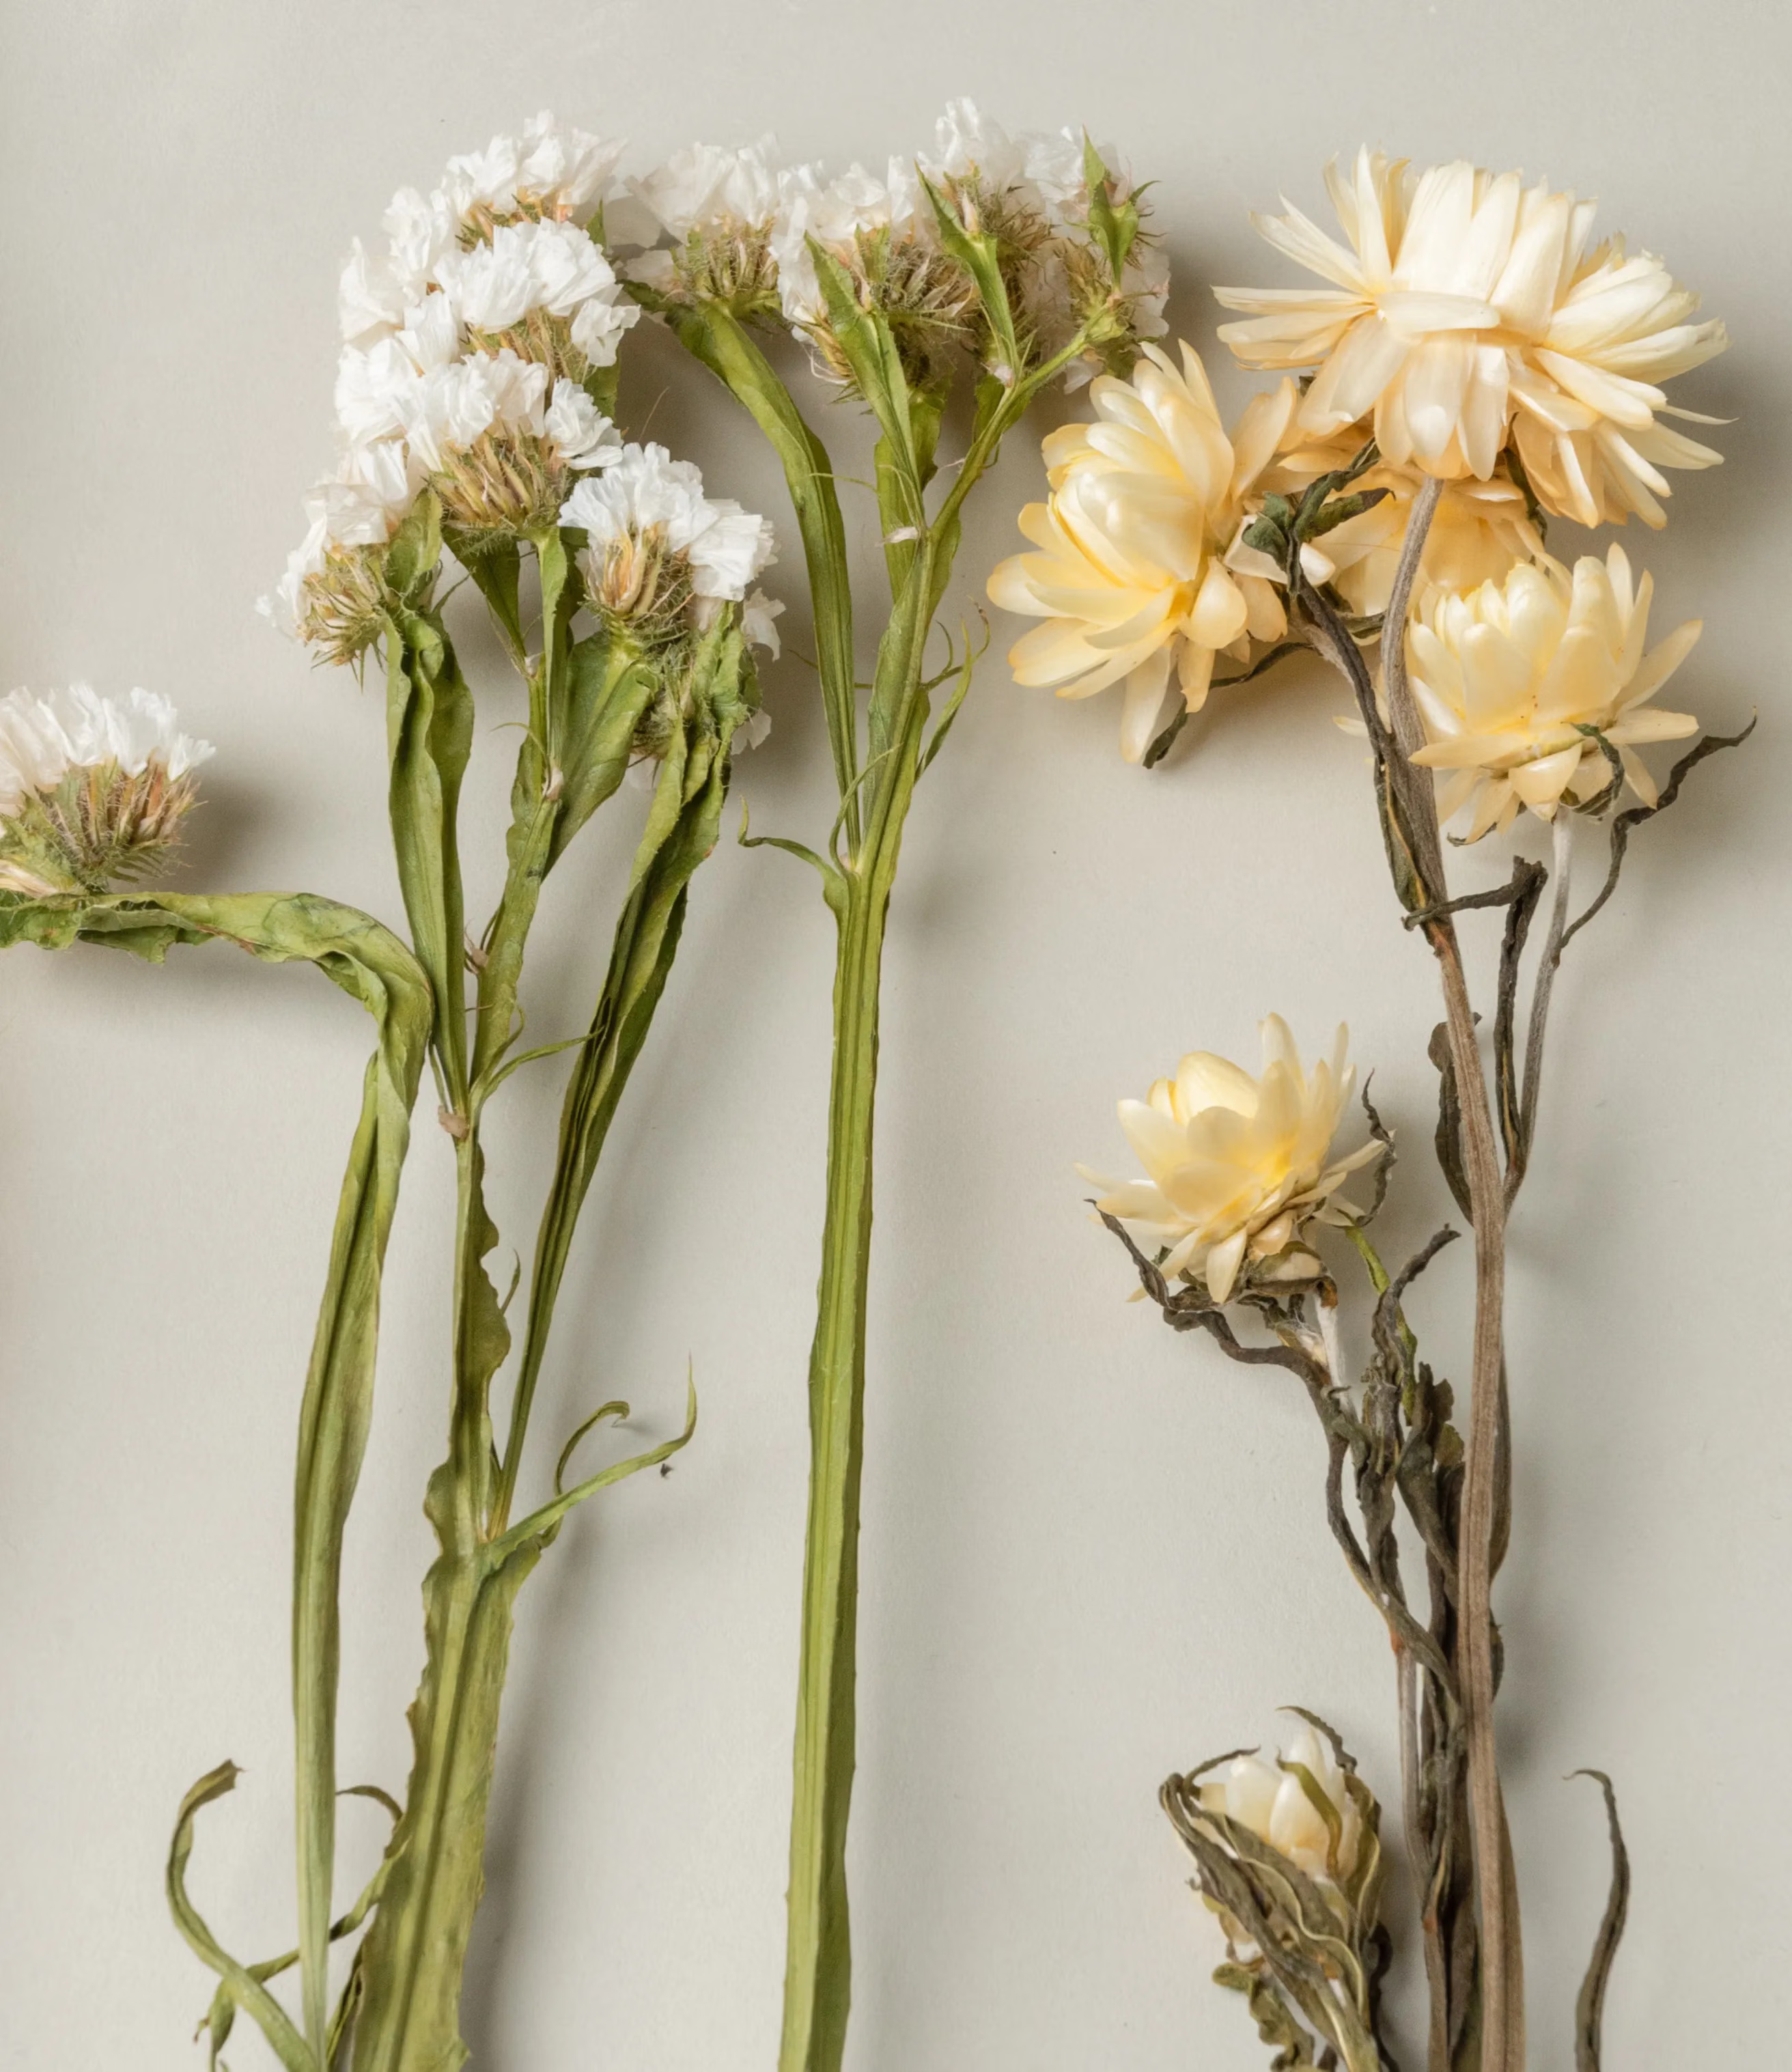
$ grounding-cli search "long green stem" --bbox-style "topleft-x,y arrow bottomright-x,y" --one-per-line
778,871 -> 886,2072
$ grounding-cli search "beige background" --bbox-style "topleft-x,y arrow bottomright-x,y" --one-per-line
2,2 -> 1787,2066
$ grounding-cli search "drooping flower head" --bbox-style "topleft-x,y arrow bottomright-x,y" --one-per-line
989,344 -> 1293,761
1199,1721 -> 1364,1886
1406,545 -> 1701,839
0,686 -> 214,896
560,443 -> 776,644
1081,1017 -> 1381,1303
1215,150 -> 1727,525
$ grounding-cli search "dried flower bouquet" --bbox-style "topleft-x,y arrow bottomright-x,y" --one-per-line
994,149 -> 1744,2070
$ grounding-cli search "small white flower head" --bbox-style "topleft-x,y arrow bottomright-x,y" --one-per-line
259,445 -> 413,667
769,156 -> 981,390
627,137 -> 789,310
919,104 -> 1168,386
440,111 -> 627,231
0,686 -> 214,895
739,587 -> 785,658
561,441 -> 776,641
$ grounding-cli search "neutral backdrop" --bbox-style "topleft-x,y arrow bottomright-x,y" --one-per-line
2,3 -> 1787,2067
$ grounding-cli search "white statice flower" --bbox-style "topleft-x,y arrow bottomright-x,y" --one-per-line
0,686 -> 214,894
988,344 -> 1294,761
630,135 -> 785,242
770,158 -> 925,324
1080,1017 -> 1382,1304
561,442 -> 776,629
920,98 -> 1035,201
1215,150 -> 1726,524
1405,546 -> 1701,838
440,110 -> 626,227
543,380 -> 621,470
1199,1722 -> 1363,1885
626,138 -> 792,304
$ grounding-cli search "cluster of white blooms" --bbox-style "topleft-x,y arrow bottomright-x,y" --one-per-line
0,685 -> 212,813
561,442 -> 778,641
264,112 -> 643,656
0,686 -> 214,894
919,100 -> 1169,377
622,102 -> 1166,386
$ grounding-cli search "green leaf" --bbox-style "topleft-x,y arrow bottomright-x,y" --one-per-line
460,539 -> 525,665
918,171 -> 1021,380
809,240 -> 923,521
549,633 -> 659,863
1080,132 -> 1140,282
385,608 -> 475,1106
659,302 -> 860,846
494,666 -> 748,1535
348,1392 -> 692,2072
1,887 -> 432,2062
167,1764 -> 316,2072
382,491 -> 442,606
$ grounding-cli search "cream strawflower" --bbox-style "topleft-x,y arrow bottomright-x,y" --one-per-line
1081,1017 -> 1380,1303
1405,545 -> 1700,839
1199,1722 -> 1362,1884
1215,150 -> 1726,523
988,343 -> 1293,761
0,686 -> 214,895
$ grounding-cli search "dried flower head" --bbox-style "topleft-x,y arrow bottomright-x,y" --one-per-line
1080,1017 -> 1381,1303
1229,424 -> 1543,619
1215,149 -> 1726,524
1199,1723 -> 1364,1886
626,139 -> 788,310
560,442 -> 776,647
920,102 -> 1167,382
0,686 -> 214,895
988,344 -> 1292,761
771,158 -> 979,389
1406,545 -> 1701,839
271,121 -> 641,658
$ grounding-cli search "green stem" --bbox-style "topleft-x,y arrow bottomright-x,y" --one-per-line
777,869 -> 886,2072
779,542 -> 938,2072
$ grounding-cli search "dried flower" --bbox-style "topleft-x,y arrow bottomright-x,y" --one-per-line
0,686 -> 213,895
1199,1723 -> 1363,1885
1215,150 -> 1726,523
626,138 -> 789,307
988,344 -> 1292,761
1229,426 -> 1543,619
560,442 -> 776,641
1405,546 -> 1700,839
1081,1017 -> 1380,1303
769,156 -> 979,387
